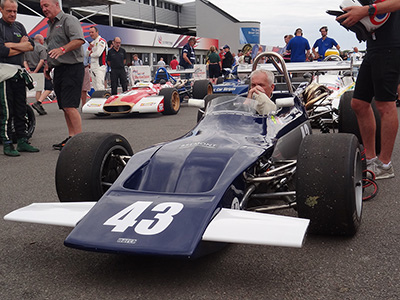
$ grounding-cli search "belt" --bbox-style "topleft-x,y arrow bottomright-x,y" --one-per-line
209,63 -> 219,65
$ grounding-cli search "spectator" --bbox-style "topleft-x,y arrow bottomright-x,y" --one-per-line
41,0 -> 85,150
279,34 -> 293,62
81,39 -> 91,107
157,57 -> 166,66
0,0 -> 39,156
88,26 -> 107,91
243,51 -> 253,64
337,0 -> 400,179
237,51 -> 244,64
132,54 -> 143,66
256,45 -> 266,64
221,44 -> 234,75
180,36 -> 196,79
351,47 -> 363,61
104,40 -> 113,88
24,33 -> 53,115
287,28 -> 311,62
107,36 -> 128,95
169,56 -> 179,70
207,45 -> 221,84
312,26 -> 340,61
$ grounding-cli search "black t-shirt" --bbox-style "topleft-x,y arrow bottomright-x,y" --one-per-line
0,19 -> 33,67
107,47 -> 126,69
222,51 -> 234,68
243,55 -> 252,64
180,43 -> 195,68
367,10 -> 400,50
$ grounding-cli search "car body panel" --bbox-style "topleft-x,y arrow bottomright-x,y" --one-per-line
5,96 -> 311,257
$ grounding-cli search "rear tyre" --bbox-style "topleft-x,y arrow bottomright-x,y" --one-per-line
91,90 -> 111,98
216,76 -> 224,84
193,80 -> 213,99
338,91 -> 381,154
25,104 -> 36,140
160,88 -> 180,115
296,134 -> 363,236
56,132 -> 133,202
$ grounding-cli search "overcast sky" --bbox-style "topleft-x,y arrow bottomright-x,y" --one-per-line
178,0 -> 365,51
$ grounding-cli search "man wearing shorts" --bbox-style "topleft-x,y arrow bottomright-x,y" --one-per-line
338,0 -> 400,179
40,0 -> 84,150
24,34 -> 52,115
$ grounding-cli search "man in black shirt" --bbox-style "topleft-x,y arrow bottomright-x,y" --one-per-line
180,36 -> 196,79
107,37 -> 127,95
0,0 -> 39,156
221,45 -> 234,76
338,0 -> 400,179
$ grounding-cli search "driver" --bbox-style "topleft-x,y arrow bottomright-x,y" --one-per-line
247,69 -> 277,115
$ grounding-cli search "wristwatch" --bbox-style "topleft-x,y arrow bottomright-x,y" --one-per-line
368,4 -> 377,16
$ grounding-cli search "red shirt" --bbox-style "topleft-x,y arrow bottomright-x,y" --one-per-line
170,59 -> 179,69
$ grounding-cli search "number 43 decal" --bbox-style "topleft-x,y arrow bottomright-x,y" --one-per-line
103,201 -> 184,235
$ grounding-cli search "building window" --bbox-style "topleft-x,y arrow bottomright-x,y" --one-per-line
157,0 -> 163,8
164,2 -> 170,9
144,0 -> 150,4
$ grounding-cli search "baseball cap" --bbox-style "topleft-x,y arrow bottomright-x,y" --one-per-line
223,45 -> 230,49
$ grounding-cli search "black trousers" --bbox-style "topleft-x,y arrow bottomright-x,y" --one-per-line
0,77 -> 27,141
110,68 -> 128,95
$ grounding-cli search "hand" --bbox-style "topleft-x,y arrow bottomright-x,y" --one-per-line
248,85 -> 266,100
337,6 -> 366,27
48,48 -> 64,59
20,36 -> 29,43
44,64 -> 52,80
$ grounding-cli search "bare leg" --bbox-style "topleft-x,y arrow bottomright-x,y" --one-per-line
375,101 -> 398,164
35,91 -> 42,102
81,90 -> 88,107
63,107 -> 82,137
38,90 -> 52,102
351,98 -> 376,159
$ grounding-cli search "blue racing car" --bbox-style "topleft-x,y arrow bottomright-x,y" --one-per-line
4,54 -> 364,259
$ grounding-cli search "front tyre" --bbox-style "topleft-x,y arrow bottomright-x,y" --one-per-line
192,80 -> 213,99
160,88 -> 180,115
296,134 -> 363,236
56,132 -> 133,202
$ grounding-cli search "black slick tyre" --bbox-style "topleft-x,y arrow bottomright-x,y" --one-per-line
296,133 -> 363,236
160,88 -> 180,115
91,90 -> 111,98
192,80 -> 213,99
56,132 -> 133,202
338,90 -> 381,154
216,76 -> 224,84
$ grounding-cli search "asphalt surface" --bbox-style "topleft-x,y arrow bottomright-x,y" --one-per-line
1,99 -> 400,300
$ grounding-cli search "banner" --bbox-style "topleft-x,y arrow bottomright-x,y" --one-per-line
239,27 -> 260,45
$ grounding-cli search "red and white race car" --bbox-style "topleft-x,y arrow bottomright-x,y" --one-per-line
82,68 -> 212,117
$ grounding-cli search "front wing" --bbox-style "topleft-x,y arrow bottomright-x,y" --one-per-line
4,202 -> 309,250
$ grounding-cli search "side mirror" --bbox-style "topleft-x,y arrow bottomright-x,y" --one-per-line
275,97 -> 294,108
188,98 -> 205,108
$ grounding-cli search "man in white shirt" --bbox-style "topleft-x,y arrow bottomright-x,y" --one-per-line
88,26 -> 107,91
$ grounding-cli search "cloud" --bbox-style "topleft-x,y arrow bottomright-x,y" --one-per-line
179,0 -> 365,50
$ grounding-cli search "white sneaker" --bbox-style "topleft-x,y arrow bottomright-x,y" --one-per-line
368,159 -> 394,180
